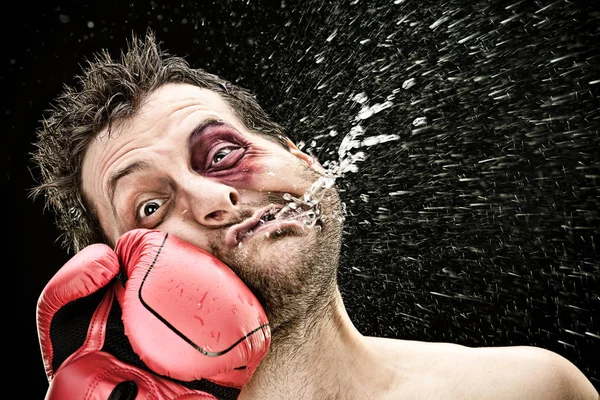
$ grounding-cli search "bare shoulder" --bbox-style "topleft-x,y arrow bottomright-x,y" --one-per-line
381,339 -> 598,400
469,345 -> 599,400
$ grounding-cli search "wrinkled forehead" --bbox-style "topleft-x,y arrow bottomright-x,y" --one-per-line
82,82 -> 247,183
92,83 -> 247,147
139,83 -> 238,122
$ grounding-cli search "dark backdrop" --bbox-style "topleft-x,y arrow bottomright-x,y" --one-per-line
5,0 -> 599,397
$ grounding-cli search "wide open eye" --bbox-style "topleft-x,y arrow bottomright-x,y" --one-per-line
137,198 -> 167,220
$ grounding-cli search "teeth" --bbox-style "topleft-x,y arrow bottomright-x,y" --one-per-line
255,209 -> 277,230
261,210 -> 277,223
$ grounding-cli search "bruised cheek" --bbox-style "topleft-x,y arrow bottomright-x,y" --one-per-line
215,153 -> 299,193
218,155 -> 272,187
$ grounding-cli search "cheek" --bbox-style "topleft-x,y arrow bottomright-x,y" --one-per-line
159,221 -> 214,253
220,153 -> 309,192
220,156 -> 263,185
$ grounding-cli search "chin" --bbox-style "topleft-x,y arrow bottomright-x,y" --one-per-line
219,223 -> 320,285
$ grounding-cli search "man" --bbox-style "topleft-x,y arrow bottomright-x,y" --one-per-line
31,31 -> 598,399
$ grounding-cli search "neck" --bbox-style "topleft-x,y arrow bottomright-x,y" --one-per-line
238,287 -> 398,400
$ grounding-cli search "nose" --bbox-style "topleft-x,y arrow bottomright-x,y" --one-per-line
183,178 -> 241,226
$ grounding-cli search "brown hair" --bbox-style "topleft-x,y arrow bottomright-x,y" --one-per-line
30,29 -> 288,253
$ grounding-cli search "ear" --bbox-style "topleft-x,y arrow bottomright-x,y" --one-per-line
284,138 -> 325,173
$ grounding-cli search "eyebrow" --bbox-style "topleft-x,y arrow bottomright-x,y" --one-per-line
188,118 -> 225,146
108,160 -> 152,208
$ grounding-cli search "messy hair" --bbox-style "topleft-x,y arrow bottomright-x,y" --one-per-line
30,30 -> 288,253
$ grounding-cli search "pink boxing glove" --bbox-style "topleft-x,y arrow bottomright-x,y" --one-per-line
114,229 -> 271,389
37,243 -> 222,399
36,229 -> 270,400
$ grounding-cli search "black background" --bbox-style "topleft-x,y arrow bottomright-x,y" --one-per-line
5,0 -> 599,397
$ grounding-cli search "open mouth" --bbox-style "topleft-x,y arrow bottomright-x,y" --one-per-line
247,207 -> 279,234
225,202 -> 321,247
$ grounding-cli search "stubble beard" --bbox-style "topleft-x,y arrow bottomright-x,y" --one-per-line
214,186 -> 345,344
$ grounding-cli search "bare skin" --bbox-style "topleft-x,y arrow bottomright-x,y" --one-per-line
240,290 -> 598,400
81,83 -> 598,400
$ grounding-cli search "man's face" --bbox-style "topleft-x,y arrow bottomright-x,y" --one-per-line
81,83 -> 343,328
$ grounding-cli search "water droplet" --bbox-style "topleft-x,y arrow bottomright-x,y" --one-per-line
402,77 -> 416,89
412,116 -> 427,126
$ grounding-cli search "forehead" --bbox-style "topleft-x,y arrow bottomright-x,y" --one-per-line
84,82 -> 245,177
141,83 -> 235,118
88,83 -> 247,158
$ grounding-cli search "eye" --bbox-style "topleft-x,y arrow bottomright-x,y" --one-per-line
137,198 -> 167,220
212,148 -> 233,166
207,146 -> 246,171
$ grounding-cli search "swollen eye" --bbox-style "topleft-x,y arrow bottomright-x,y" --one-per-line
208,147 -> 246,171
212,148 -> 233,165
